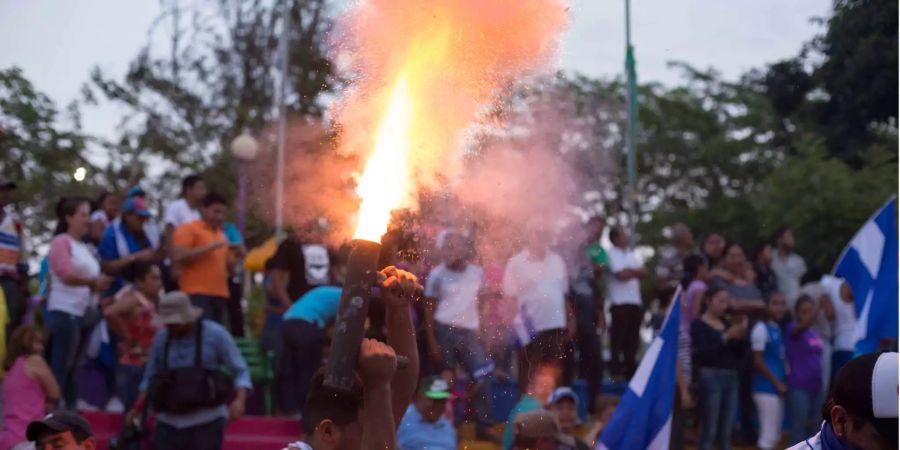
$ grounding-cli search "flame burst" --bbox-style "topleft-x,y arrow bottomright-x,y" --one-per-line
337,0 -> 568,242
353,75 -> 413,241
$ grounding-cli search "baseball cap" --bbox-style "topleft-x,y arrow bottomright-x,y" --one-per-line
26,410 -> 93,442
418,376 -> 452,400
830,352 -> 898,442
549,387 -> 579,406
511,409 -> 576,447
122,197 -> 152,218
0,176 -> 16,190
126,186 -> 145,198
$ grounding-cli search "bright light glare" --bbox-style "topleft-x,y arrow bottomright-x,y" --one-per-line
73,167 -> 86,182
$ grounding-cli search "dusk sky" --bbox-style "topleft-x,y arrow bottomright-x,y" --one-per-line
0,0 -> 829,144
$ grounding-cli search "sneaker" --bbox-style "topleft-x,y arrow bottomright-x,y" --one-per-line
76,399 -> 98,411
106,397 -> 125,413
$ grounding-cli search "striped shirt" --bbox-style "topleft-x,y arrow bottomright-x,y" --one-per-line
0,209 -> 23,277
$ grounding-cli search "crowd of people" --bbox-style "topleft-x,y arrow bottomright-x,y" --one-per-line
0,173 -> 895,450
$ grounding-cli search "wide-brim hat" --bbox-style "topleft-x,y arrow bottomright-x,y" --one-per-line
155,291 -> 202,325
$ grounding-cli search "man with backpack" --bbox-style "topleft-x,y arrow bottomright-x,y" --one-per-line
128,291 -> 250,450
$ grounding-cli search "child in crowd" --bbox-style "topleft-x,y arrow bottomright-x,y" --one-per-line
750,292 -> 789,450
547,387 -> 591,450
501,364 -> 558,450
785,295 -> 825,445
0,325 -> 60,449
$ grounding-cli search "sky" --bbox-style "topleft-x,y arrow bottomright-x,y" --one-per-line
0,0 -> 830,146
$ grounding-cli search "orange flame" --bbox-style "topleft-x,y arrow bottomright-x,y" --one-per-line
336,0 -> 568,242
353,74 -> 413,241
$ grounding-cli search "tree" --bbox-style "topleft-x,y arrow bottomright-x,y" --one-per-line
83,0 -> 335,243
0,67 -> 98,249
813,0 -> 898,162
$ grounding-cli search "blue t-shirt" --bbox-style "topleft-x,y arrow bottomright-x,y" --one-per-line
751,320 -> 786,394
97,222 -> 156,295
397,404 -> 457,450
282,286 -> 342,329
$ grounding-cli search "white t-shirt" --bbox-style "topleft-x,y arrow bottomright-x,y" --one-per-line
751,321 -> 770,351
606,246 -> 643,306
822,275 -> 857,351
502,249 -> 568,333
163,198 -> 200,227
48,235 -> 101,317
425,263 -> 484,330
771,252 -> 807,302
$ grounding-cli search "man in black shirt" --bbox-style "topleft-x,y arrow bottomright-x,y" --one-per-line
268,222 -> 333,311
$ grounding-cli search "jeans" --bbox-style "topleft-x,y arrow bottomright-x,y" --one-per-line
1,277 -> 23,339
788,388 -> 825,445
155,418 -> 225,450
518,328 -> 571,393
609,304 -> 642,378
752,392 -> 784,449
737,341 -> 757,443
575,326 -> 604,413
46,310 -> 91,409
698,368 -> 740,450
274,319 -> 325,414
435,323 -> 493,426
227,276 -> 245,337
189,294 -> 227,325
116,363 -> 145,412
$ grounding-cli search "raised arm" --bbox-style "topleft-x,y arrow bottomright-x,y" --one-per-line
379,266 -> 421,430
358,338 -> 398,450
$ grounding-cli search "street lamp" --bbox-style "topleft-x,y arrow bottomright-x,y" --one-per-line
231,132 -> 259,236
73,167 -> 87,182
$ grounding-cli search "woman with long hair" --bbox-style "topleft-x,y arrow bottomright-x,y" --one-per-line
46,197 -> 111,409
691,287 -> 748,450
0,324 -> 60,449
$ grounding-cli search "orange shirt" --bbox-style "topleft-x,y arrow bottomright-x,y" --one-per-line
172,220 -> 229,298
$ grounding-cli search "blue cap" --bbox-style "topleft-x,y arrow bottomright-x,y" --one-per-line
126,186 -> 145,198
122,197 -> 151,217
549,386 -> 579,406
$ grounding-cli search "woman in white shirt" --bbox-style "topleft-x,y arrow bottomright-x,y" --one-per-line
46,197 -> 111,409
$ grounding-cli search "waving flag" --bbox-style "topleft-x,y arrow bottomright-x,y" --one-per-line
597,288 -> 680,450
833,197 -> 898,353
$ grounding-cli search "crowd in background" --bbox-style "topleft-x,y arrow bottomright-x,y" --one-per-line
0,172 -> 883,450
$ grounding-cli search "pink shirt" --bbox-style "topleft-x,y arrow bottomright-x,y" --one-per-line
0,357 -> 47,449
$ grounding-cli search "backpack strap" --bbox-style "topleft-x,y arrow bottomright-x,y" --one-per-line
194,319 -> 204,368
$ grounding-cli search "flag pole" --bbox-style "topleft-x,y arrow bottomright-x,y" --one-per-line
625,0 -> 639,238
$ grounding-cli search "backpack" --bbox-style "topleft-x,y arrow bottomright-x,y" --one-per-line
148,320 -> 233,413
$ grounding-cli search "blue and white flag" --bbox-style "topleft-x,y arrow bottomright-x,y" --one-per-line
833,197 -> 898,353
597,288 -> 680,450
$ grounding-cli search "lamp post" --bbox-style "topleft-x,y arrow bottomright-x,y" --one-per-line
231,132 -> 259,237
